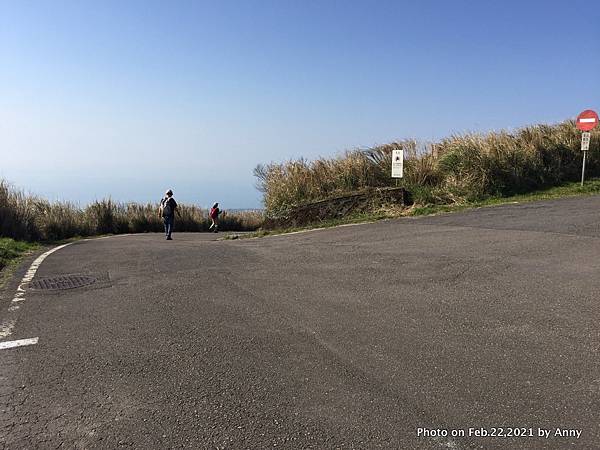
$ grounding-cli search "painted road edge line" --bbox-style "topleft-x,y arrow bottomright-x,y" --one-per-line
0,242 -> 73,341
0,319 -> 17,338
0,337 -> 39,350
19,243 -> 73,285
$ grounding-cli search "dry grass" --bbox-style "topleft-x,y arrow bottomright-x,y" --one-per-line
255,120 -> 599,213
0,180 -> 263,242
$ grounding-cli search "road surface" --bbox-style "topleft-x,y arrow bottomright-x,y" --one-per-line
1,195 -> 600,449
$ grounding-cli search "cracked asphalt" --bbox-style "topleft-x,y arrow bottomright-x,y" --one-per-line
1,195 -> 600,449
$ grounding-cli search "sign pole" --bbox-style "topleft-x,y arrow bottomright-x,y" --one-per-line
581,149 -> 587,187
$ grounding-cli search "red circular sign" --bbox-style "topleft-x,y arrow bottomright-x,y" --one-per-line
576,109 -> 599,131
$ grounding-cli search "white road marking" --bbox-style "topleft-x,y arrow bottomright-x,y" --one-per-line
0,337 -> 39,350
83,234 -> 132,241
16,243 -> 72,292
1,236 -> 125,344
267,220 -> 378,238
1,242 -> 73,344
0,319 -> 16,338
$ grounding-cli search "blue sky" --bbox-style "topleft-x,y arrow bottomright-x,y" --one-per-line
1,0 -> 598,208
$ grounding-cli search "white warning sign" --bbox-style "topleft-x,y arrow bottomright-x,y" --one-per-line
391,149 -> 404,178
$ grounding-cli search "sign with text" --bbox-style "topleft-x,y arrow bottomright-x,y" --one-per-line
581,132 -> 591,151
391,149 -> 404,178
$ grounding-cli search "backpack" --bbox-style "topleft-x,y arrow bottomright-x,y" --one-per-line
162,198 -> 173,217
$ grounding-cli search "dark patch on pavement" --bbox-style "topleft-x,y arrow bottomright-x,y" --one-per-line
27,274 -> 97,291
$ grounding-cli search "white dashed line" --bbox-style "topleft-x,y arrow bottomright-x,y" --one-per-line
0,319 -> 17,338
1,236 -> 127,348
0,337 -> 39,350
17,243 -> 72,290
0,242 -> 72,347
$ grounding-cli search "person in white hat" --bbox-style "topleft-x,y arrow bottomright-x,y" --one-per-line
159,189 -> 178,240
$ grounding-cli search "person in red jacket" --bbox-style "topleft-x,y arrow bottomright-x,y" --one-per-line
209,202 -> 221,233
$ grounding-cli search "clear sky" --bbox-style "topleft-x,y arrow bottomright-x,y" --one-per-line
1,0 -> 598,208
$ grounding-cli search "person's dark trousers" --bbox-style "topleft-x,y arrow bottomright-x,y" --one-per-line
163,215 -> 174,239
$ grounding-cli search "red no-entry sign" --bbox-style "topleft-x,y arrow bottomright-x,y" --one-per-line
576,109 -> 599,131
577,109 -> 597,186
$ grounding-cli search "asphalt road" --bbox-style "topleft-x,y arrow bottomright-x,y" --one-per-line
1,195 -> 600,449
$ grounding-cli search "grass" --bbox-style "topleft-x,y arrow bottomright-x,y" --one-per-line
231,178 -> 600,239
0,179 -> 264,242
255,120 -> 599,217
0,238 -> 39,278
411,178 -> 600,216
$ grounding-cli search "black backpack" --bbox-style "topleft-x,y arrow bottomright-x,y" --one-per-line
162,198 -> 173,217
